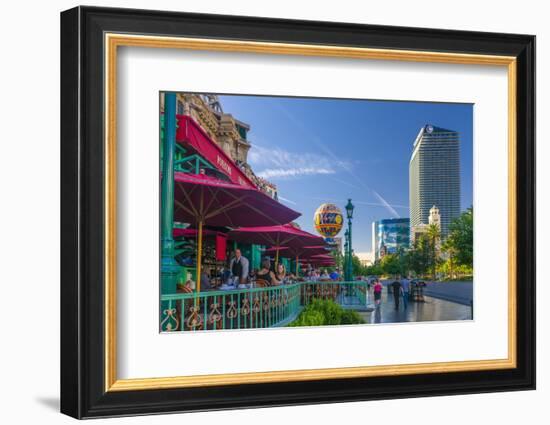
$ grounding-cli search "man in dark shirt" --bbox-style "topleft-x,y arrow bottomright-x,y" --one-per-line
391,278 -> 403,310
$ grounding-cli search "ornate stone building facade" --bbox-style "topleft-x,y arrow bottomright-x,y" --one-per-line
162,93 -> 278,199
173,93 -> 251,162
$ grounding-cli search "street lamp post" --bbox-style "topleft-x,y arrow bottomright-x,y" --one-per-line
344,229 -> 349,281
345,199 -> 355,282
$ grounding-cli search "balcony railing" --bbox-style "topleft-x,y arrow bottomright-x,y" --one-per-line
160,281 -> 370,332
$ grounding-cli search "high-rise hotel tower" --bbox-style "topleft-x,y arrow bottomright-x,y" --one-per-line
409,124 -> 460,239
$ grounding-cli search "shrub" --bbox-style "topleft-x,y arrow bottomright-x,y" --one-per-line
340,309 -> 364,325
288,299 -> 364,327
288,310 -> 325,327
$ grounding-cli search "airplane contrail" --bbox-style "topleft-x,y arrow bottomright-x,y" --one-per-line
272,101 -> 402,218
372,190 -> 400,218
309,196 -> 408,210
278,196 -> 298,205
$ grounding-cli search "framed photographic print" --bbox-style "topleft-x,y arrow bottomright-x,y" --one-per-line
60,6 -> 536,419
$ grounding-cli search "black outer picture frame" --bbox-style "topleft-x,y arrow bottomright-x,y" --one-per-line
60,6 -> 536,419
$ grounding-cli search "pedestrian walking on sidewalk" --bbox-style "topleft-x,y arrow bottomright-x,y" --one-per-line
401,275 -> 410,309
391,278 -> 403,310
373,279 -> 383,306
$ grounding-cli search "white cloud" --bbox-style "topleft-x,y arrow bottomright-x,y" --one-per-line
256,101 -> 402,219
248,144 -> 347,180
258,167 -> 335,179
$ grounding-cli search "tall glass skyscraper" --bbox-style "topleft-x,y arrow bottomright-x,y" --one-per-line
409,124 -> 460,239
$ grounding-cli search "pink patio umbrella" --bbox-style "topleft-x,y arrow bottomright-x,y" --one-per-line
173,228 -> 222,238
305,259 -> 336,264
173,172 -> 300,291
263,245 -> 331,275
262,245 -> 329,258
308,254 -> 334,261
229,224 -> 324,266
305,254 -> 336,267
300,257 -> 336,264
299,254 -> 336,267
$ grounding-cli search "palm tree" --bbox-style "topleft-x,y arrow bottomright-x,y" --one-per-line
427,224 -> 441,280
442,237 -> 458,279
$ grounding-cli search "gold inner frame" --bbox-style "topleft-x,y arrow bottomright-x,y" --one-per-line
104,33 -> 517,392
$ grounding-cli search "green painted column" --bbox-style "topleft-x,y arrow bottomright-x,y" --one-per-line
160,93 -> 180,294
251,244 -> 262,270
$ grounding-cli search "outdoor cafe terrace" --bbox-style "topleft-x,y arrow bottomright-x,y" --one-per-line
160,280 -> 370,332
160,93 -> 358,332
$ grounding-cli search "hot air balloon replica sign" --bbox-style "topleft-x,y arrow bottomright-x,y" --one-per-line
313,203 -> 343,238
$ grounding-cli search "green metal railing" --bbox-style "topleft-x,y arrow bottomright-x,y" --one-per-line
300,281 -> 368,307
160,281 -> 369,332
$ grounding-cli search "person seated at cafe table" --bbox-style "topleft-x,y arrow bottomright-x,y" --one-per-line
275,263 -> 287,283
200,268 -> 212,291
177,272 -> 195,293
256,258 -> 282,286
219,265 -> 231,285
228,248 -> 249,285
307,269 -> 320,281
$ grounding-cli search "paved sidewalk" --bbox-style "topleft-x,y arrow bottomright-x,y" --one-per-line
361,290 -> 472,324
422,281 -> 473,306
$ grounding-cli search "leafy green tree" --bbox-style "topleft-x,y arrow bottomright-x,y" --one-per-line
331,249 -> 344,270
380,253 -> 401,276
398,248 -> 413,277
409,233 -> 432,277
364,263 -> 383,276
442,238 -> 458,279
446,207 -> 473,268
352,254 -> 366,276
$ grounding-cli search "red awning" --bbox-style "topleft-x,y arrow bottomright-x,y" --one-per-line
263,245 -> 329,258
175,114 -> 256,189
229,224 -> 324,248
173,228 -> 224,238
173,173 -> 301,228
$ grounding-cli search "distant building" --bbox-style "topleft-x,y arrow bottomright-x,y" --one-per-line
410,223 -> 428,245
410,205 -> 442,247
429,205 -> 441,228
372,221 -> 379,261
372,218 -> 410,260
430,205 -> 442,252
379,243 -> 388,259
409,124 -> 460,239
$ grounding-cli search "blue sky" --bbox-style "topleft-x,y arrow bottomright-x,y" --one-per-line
219,94 -> 473,253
